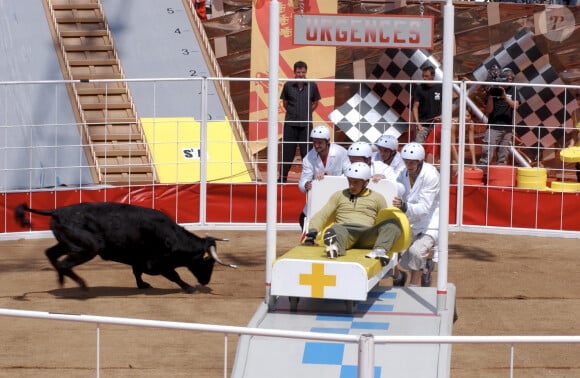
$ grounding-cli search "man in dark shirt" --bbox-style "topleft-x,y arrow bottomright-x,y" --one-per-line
279,61 -> 321,183
411,65 -> 442,144
478,68 -> 523,176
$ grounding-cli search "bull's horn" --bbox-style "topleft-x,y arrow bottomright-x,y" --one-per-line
205,234 -> 229,242
209,245 -> 237,268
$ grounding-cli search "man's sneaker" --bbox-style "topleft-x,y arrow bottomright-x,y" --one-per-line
392,270 -> 407,287
421,259 -> 435,287
323,229 -> 339,259
368,247 -> 389,267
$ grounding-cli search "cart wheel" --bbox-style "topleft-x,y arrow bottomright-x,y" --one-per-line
289,297 -> 300,312
345,300 -> 356,314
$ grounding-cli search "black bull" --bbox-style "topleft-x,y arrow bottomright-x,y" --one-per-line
14,202 -> 236,293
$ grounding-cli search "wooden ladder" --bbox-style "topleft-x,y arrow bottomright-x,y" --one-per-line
43,0 -> 157,185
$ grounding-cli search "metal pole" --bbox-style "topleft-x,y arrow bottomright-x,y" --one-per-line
265,0 -> 280,308
437,0 -> 455,313
358,334 -> 375,378
199,77 -> 208,225
96,323 -> 100,378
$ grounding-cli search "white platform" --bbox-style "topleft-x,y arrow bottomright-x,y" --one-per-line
232,284 -> 456,378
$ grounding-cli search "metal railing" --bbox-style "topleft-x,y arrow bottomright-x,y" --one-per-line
0,77 -> 579,238
0,308 -> 578,378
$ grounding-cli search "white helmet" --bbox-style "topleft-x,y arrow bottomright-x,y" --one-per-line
347,142 -> 373,158
375,135 -> 398,151
400,142 -> 425,161
345,162 -> 371,180
310,125 -> 331,140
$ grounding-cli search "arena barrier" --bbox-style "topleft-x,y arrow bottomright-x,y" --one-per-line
1,77 -> 579,239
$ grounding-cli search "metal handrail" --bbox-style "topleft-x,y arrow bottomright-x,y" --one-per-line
1,307 -> 580,377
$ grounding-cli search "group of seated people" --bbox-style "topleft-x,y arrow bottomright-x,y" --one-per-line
298,125 -> 440,288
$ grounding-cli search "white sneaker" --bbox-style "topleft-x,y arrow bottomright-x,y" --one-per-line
323,229 -> 339,258
366,247 -> 389,266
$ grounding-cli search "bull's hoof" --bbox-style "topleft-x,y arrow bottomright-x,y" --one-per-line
183,285 -> 196,294
137,282 -> 153,289
76,279 -> 88,291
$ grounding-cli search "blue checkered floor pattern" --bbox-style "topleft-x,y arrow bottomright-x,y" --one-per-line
301,287 -> 397,378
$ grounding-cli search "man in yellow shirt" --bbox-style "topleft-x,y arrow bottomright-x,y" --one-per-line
303,162 -> 403,259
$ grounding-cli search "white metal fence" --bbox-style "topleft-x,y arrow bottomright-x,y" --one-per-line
0,307 -> 579,378
1,77 -> 579,238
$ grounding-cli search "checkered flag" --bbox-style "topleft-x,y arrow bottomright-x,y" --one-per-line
472,29 -> 578,148
329,49 -> 443,143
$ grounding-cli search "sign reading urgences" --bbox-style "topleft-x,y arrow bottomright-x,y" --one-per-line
294,14 -> 434,49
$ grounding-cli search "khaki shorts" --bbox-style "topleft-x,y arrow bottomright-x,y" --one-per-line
399,233 -> 435,271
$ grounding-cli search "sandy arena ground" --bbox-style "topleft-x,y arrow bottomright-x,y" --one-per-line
0,230 -> 579,377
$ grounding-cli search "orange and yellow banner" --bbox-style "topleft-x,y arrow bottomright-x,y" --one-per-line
249,0 -> 337,141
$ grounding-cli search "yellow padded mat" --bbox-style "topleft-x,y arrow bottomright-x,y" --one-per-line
141,117 -> 252,183
276,246 -> 385,279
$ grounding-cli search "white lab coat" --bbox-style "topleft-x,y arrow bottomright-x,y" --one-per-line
396,161 -> 440,241
371,160 -> 397,183
298,143 -> 350,193
373,151 -> 406,177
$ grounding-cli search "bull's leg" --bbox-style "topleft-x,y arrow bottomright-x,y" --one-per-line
49,223 -> 102,290
45,245 -> 94,290
161,270 -> 196,293
132,266 -> 153,289
56,251 -> 98,291
45,244 -> 68,286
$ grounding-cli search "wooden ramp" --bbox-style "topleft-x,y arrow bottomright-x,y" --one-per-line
43,0 -> 156,185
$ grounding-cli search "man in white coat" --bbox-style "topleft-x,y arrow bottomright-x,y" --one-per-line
392,142 -> 439,287
298,125 -> 350,229
373,134 -> 406,177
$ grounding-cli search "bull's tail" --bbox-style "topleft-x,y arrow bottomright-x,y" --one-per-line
14,203 -> 55,227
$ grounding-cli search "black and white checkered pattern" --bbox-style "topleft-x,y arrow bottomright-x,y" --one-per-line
331,29 -> 577,148
472,29 -> 578,148
329,49 -> 442,143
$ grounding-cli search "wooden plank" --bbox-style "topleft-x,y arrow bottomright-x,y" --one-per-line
52,4 -> 100,10
80,102 -> 132,110
99,174 -> 155,185
55,16 -> 103,23
85,117 -> 137,124
72,73 -> 123,80
93,147 -> 148,157
75,86 -> 127,95
64,45 -> 113,52
89,132 -> 143,142
60,30 -> 108,37
100,165 -> 153,173
68,58 -> 118,66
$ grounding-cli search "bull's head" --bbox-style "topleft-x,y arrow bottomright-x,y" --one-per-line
189,236 -> 236,285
